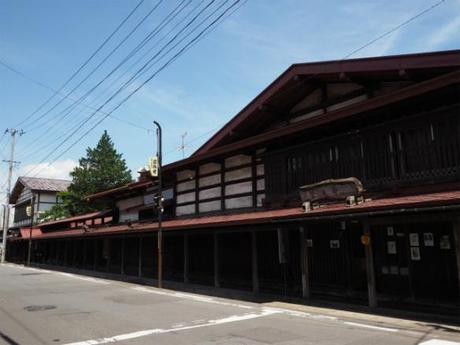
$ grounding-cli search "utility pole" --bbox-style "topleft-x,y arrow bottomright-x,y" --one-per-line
1,128 -> 23,263
153,121 -> 163,288
27,196 -> 35,266
179,132 -> 187,159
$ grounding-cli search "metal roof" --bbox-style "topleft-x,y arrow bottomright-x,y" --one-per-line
9,177 -> 71,204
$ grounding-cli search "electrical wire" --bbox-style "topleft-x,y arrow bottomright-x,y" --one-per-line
27,0 -> 244,178
13,0 -> 146,129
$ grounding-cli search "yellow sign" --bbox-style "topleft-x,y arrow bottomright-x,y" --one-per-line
148,156 -> 159,177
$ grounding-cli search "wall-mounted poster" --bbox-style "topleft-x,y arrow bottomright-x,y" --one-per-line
410,247 -> 421,261
409,233 -> 419,246
440,235 -> 451,250
387,241 -> 397,254
306,239 -> 313,247
423,233 -> 434,247
330,240 -> 340,249
387,226 -> 394,236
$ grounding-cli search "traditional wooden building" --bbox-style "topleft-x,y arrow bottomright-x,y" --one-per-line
7,50 -> 460,315
7,177 -> 70,232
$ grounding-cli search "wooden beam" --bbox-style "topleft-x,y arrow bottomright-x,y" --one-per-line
184,234 -> 189,284
363,219 -> 377,308
214,233 -> 220,288
299,226 -> 311,299
251,231 -> 259,294
452,217 -> 460,303
138,237 -> 143,278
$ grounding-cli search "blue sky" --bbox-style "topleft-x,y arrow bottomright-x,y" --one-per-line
0,0 -> 459,193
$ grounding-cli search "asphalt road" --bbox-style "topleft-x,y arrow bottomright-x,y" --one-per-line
0,263 -> 459,345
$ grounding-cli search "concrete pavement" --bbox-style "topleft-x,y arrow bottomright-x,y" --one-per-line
0,263 -> 459,345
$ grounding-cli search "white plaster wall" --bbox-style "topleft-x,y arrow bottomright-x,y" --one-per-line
225,181 -> 252,196
225,196 -> 253,209
257,194 -> 265,207
256,164 -> 265,176
199,174 -> 221,188
177,179 -> 196,192
176,204 -> 196,216
225,154 -> 251,168
176,169 -> 195,181
225,167 -> 252,182
199,200 -> 221,213
256,178 -> 265,191
117,196 -> 144,211
176,192 -> 195,204
199,163 -> 221,175
199,187 -> 221,200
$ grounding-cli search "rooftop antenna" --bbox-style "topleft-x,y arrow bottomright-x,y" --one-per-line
179,132 -> 187,159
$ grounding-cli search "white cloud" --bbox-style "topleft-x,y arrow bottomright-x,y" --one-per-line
17,159 -> 77,180
425,15 -> 460,49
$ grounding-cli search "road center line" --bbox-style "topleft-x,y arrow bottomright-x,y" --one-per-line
63,309 -> 280,345
343,321 -> 399,333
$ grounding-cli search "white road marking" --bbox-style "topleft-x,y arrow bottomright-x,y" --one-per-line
55,272 -> 108,284
62,309 -> 280,345
344,321 -> 399,333
418,340 -> 460,345
132,286 -> 253,309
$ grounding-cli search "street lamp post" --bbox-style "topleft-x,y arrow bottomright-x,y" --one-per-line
153,121 -> 163,288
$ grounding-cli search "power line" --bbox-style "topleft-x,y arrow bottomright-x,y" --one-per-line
0,59 -> 151,136
27,0 -> 245,178
16,0 -> 193,161
24,0 -> 222,174
17,0 -> 189,158
21,0 -> 164,133
342,0 -> 447,60
13,0 -> 146,130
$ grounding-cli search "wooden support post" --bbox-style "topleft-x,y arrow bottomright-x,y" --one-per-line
93,240 -> 97,271
184,234 -> 189,283
106,239 -> 110,273
138,237 -> 143,278
82,240 -> 87,269
252,231 -> 259,294
121,237 -> 125,275
299,226 -> 311,299
214,233 -> 220,288
64,240 -> 68,267
363,219 -> 377,308
452,217 -> 460,303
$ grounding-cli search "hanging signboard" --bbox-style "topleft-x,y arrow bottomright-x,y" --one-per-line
409,233 -> 419,246
148,156 -> 159,177
423,233 -> 434,247
440,235 -> 451,250
330,240 -> 340,249
410,247 -> 421,261
26,205 -> 32,217
387,226 -> 394,236
387,241 -> 397,254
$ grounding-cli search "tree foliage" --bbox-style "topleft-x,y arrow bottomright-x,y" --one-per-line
39,131 -> 132,220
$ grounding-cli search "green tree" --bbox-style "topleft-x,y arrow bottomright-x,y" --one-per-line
56,130 -> 132,216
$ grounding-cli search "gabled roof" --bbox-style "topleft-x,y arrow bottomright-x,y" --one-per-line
9,177 -> 71,204
193,49 -> 460,156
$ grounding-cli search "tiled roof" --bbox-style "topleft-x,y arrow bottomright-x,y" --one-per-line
19,177 -> 71,192
16,187 -> 460,241
37,210 -> 111,228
